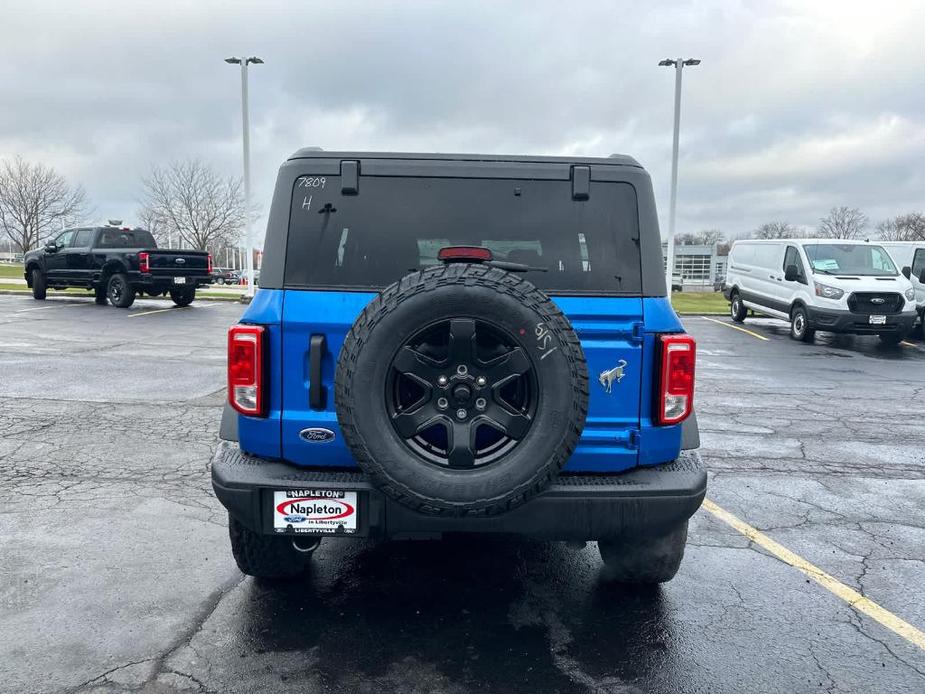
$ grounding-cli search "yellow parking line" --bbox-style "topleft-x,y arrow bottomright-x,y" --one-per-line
702,499 -> 925,652
699,316 -> 770,341
126,306 -> 190,318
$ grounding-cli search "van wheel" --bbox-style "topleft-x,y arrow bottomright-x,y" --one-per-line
598,521 -> 688,584
107,273 -> 136,308
878,332 -> 906,346
790,306 -> 815,342
31,269 -> 47,300
912,315 -> 924,338
729,292 -> 747,322
228,515 -> 314,579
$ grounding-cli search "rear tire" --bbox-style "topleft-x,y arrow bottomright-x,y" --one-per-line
31,269 -> 47,300
94,285 -> 107,305
107,273 -> 135,308
169,286 -> 195,307
729,292 -> 747,322
790,306 -> 815,342
228,515 -> 314,579
598,521 -> 688,584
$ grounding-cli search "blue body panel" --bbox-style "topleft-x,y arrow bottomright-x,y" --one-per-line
638,297 -> 685,466
237,289 -> 689,473
238,289 -> 285,459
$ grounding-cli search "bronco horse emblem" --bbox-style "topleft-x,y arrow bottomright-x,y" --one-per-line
598,359 -> 628,393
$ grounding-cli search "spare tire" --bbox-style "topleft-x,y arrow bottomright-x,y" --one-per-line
335,263 -> 588,517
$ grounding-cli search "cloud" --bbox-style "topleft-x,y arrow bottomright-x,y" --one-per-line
1,0 -> 924,242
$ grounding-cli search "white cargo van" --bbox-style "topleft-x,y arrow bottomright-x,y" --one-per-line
723,239 -> 918,344
879,241 -> 925,336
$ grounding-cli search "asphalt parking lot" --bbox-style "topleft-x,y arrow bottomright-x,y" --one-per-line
1,293 -> 924,693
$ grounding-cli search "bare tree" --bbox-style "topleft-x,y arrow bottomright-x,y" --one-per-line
817,206 -> 868,239
675,229 -> 725,246
698,229 -> 725,246
877,212 -> 925,241
753,221 -> 796,239
138,160 -> 246,251
136,207 -> 165,245
0,157 -> 89,253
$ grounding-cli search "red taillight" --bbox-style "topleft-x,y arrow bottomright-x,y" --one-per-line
657,334 -> 696,425
138,251 -> 149,273
207,253 -> 212,273
228,325 -> 266,416
437,246 -> 493,262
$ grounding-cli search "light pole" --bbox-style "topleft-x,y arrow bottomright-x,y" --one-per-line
658,57 -> 700,294
225,56 -> 264,297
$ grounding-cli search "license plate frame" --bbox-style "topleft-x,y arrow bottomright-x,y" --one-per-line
868,315 -> 887,325
173,276 -> 187,285
271,489 -> 361,535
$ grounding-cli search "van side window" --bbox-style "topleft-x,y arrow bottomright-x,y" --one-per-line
732,244 -> 754,265
783,246 -> 805,282
753,245 -> 779,269
912,249 -> 925,278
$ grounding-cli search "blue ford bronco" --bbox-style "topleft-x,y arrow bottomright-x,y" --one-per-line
212,150 -> 705,584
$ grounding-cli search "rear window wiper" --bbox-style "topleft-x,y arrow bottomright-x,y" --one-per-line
486,260 -> 548,273
436,246 -> 546,273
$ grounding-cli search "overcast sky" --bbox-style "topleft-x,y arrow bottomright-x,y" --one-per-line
2,0 -> 924,244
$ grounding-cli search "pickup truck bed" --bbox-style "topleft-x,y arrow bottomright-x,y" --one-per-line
23,226 -> 213,308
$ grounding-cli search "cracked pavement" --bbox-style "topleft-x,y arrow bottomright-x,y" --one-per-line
1,296 -> 924,693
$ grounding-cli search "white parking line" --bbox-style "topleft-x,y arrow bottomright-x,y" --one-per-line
126,306 -> 191,318
15,302 -> 90,313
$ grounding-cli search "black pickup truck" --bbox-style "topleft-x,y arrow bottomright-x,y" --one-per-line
23,226 -> 212,308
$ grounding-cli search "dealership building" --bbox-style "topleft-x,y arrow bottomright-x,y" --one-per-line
661,243 -> 729,291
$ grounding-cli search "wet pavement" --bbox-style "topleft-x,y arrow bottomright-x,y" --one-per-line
1,294 -> 924,693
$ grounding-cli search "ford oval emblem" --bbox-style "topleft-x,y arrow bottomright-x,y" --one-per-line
175,257 -> 186,265
299,428 -> 335,443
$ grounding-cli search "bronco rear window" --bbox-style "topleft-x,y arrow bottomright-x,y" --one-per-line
284,176 -> 641,294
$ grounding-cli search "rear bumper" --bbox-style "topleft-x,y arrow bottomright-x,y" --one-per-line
210,441 -> 707,541
805,306 -> 917,334
134,273 -> 212,287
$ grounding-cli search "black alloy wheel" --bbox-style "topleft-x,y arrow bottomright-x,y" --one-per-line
387,317 -> 537,470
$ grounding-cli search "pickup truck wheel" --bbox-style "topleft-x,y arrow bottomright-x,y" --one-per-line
729,291 -> 747,322
228,514 -> 313,579
31,269 -> 46,300
336,263 -> 589,517
107,273 -> 136,308
94,285 -> 107,305
169,286 -> 195,307
598,521 -> 688,584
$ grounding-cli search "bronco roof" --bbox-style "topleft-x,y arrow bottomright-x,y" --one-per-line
287,148 -> 642,169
